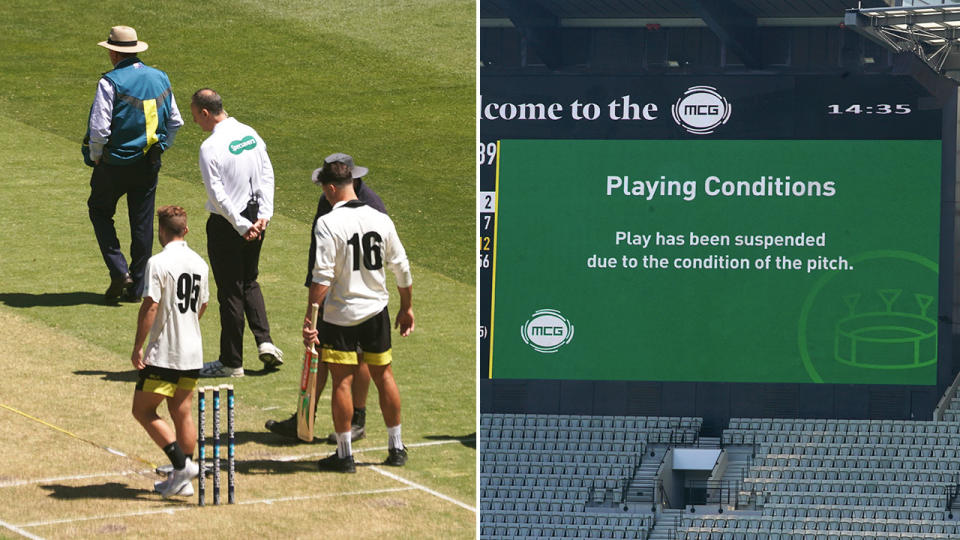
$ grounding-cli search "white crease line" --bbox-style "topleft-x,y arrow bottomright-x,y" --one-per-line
369,466 -> 475,513
0,518 -> 45,540
16,487 -> 416,529
5,438 -> 474,486
10,438 -> 475,528
275,437 -> 474,462
238,486 -> 414,505
0,470 -> 147,488
18,507 -> 186,528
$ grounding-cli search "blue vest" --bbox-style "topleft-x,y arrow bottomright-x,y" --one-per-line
84,57 -> 175,166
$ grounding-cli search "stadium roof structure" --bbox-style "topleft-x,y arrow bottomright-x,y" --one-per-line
844,1 -> 960,81
480,0 -> 893,70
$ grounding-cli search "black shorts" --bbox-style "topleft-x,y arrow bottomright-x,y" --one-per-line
135,365 -> 200,397
319,307 -> 392,366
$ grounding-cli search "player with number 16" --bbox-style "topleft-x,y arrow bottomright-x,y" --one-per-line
305,155 -> 415,472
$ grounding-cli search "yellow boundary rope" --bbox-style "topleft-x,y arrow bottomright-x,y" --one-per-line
0,403 -> 158,469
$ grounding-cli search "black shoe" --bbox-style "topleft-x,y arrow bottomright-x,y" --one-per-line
265,413 -> 299,439
383,447 -> 407,467
104,273 -> 133,302
118,285 -> 140,303
325,424 -> 366,445
318,453 -> 356,473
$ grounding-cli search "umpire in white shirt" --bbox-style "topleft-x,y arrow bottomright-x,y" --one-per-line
189,88 -> 282,378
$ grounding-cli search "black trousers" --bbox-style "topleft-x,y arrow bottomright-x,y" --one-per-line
87,158 -> 159,295
206,214 -> 273,368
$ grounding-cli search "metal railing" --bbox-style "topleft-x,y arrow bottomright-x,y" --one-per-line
683,479 -> 742,509
625,452 -> 641,503
657,478 -> 673,509
946,477 -> 960,512
585,451 -> 644,507
933,369 -> 960,421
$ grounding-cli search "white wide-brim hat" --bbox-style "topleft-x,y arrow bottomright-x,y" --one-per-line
98,25 -> 149,53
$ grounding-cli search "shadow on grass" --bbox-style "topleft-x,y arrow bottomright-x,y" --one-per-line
234,429 -> 332,448
157,457 -> 323,476
40,481 -> 163,501
239,366 -> 282,378
236,458 -> 319,475
0,291 -> 116,308
424,433 -> 476,449
70,367 -> 279,384
237,457 -> 383,474
74,369 -> 139,382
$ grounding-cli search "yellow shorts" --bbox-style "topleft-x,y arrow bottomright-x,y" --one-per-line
319,308 -> 393,366
135,366 -> 200,398
322,347 -> 393,366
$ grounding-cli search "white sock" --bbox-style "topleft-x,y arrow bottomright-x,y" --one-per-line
388,424 -> 403,450
336,431 -> 352,459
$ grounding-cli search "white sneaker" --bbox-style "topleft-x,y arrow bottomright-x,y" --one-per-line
199,360 -> 244,378
258,342 -> 284,368
175,482 -> 194,496
154,476 -> 194,496
154,476 -> 169,492
159,459 -> 198,498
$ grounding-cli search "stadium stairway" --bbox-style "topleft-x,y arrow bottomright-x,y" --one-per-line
950,414 -> 960,519
697,436 -> 721,448
626,444 -> 666,505
710,445 -> 753,508
479,414 -> 707,538
942,392 -> 960,422
936,376 -> 960,517
690,394 -> 960,539
647,507 -> 684,540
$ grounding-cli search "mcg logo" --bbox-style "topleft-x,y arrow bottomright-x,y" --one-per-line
671,86 -> 732,135
521,309 -> 574,353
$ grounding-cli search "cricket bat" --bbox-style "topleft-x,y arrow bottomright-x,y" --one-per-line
297,303 -> 320,442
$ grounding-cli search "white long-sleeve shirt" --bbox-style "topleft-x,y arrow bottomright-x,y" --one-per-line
197,117 -> 275,235
313,200 -> 413,326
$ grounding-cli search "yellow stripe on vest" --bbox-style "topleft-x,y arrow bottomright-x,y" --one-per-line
143,98 -> 158,153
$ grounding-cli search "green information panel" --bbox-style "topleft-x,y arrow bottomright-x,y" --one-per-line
490,139 -> 940,384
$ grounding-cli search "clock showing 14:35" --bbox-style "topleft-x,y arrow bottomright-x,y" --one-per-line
827,104 -> 912,115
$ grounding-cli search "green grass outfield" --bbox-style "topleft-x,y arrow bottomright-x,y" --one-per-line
0,1 -> 475,538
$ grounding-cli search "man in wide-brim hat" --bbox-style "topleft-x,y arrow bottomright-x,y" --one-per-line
98,25 -> 149,53
84,25 -> 184,304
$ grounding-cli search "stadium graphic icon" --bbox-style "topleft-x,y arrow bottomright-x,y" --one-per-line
834,289 -> 936,369
799,250 -> 939,384
671,86 -> 732,135
521,309 -> 574,353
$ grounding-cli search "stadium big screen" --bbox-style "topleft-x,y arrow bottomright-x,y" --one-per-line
481,74 -> 951,417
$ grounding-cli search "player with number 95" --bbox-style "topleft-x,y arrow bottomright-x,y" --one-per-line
130,205 -> 210,498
